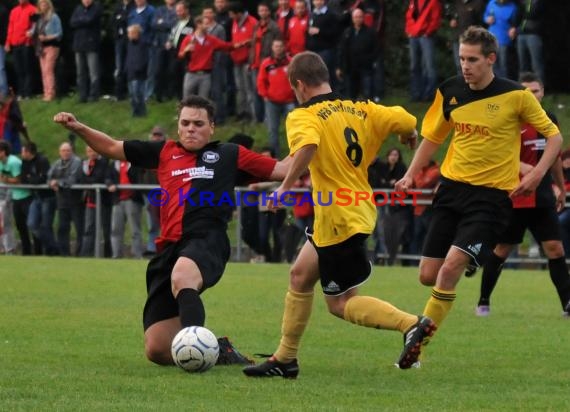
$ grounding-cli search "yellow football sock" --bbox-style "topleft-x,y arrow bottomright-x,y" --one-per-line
343,295 -> 418,333
423,287 -> 456,329
273,289 -> 314,363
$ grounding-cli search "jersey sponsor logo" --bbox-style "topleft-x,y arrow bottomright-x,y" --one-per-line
172,154 -> 185,159
202,151 -> 220,164
486,103 -> 500,119
454,122 -> 490,137
171,166 -> 215,181
449,96 -> 458,105
523,138 -> 546,151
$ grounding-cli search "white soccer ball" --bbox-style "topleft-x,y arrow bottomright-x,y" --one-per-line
171,326 -> 219,373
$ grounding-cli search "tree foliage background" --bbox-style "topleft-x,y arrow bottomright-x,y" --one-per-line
5,0 -> 570,94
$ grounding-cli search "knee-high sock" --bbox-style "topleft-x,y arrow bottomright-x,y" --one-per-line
273,289 -> 314,363
343,295 -> 417,333
478,253 -> 506,306
176,288 -> 205,327
423,287 -> 456,330
548,257 -> 570,309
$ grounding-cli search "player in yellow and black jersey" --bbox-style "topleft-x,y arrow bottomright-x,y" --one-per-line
243,51 -> 437,378
395,26 -> 563,362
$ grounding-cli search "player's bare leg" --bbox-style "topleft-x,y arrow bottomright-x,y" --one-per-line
144,317 -> 181,365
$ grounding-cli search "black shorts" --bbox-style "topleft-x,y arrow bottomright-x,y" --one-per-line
422,178 -> 512,267
310,233 -> 372,296
142,230 -> 230,330
498,206 -> 562,244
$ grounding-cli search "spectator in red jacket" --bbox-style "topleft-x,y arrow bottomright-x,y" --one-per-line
228,2 -> 257,122
178,15 -> 235,99
4,0 -> 37,99
405,0 -> 442,102
276,0 -> 294,39
249,2 -> 281,123
287,0 -> 309,55
257,38 -> 296,157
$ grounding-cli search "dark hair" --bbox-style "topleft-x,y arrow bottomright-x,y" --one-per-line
176,0 -> 190,11
177,95 -> 216,123
459,26 -> 498,57
228,133 -> 254,149
23,142 -> 38,155
228,1 -> 245,14
0,140 -> 11,156
386,147 -> 403,163
288,51 -> 329,88
258,2 -> 272,12
519,71 -> 542,86
260,146 -> 276,158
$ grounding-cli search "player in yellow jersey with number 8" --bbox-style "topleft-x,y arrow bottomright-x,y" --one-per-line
243,51 -> 436,378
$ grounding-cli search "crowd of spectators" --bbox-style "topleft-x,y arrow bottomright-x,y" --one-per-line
0,0 -> 557,262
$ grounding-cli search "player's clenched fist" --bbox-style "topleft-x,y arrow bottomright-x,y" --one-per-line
53,112 -> 79,129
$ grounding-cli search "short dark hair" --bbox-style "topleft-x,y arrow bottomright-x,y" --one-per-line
288,51 -> 329,88
519,71 -> 542,86
177,95 -> 216,123
260,146 -> 276,158
176,1 -> 190,11
459,26 -> 498,57
228,133 -> 254,149
228,1 -> 245,14
0,140 -> 11,156
258,2 -> 272,12
23,142 -> 38,155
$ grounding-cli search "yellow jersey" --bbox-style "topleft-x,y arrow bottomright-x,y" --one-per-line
286,93 -> 417,247
422,76 -> 560,191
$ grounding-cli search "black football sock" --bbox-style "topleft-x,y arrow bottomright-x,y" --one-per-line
478,253 -> 506,306
176,288 -> 205,327
547,257 -> 570,309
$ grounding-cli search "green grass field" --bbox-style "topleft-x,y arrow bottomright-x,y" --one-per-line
1,257 -> 569,411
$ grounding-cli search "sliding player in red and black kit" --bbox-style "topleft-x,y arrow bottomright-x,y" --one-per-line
54,96 -> 291,366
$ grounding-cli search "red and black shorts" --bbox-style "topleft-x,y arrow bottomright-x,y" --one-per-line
422,177 -> 512,267
142,229 -> 230,330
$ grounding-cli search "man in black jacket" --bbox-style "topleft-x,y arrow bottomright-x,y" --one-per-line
516,0 -> 545,82
111,0 -> 135,100
21,142 -> 58,255
307,0 -> 340,88
69,0 -> 103,102
0,2 -> 9,97
336,8 -> 377,99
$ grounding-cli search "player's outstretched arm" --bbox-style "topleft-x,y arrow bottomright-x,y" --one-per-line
53,112 -> 126,161
268,144 -> 316,211
395,138 -> 440,192
270,155 -> 294,181
512,133 -> 562,197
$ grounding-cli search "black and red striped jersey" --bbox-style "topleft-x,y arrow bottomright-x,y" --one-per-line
512,111 -> 558,208
124,140 -> 277,249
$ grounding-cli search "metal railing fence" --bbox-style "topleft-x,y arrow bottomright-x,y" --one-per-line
0,183 -> 563,266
